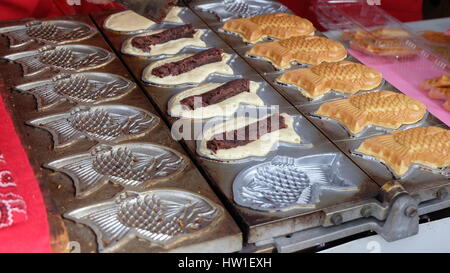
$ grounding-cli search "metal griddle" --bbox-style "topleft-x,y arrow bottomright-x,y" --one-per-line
92,1 -> 449,252
90,8 -> 382,250
0,14 -> 242,253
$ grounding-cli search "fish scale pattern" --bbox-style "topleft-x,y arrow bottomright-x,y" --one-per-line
38,48 -> 106,70
92,148 -> 153,181
349,91 -> 422,113
225,1 -> 250,14
250,13 -> 310,28
279,36 -> 342,54
69,109 -> 126,138
27,24 -> 59,40
54,76 -> 122,101
392,127 -> 450,153
251,164 -> 311,206
311,62 -> 377,82
27,24 -> 88,42
117,195 -> 184,236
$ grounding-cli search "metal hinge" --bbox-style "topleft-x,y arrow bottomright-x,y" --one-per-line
273,181 -> 450,253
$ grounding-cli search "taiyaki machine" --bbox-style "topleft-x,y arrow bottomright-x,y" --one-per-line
154,0 -> 448,252
87,0 -> 450,253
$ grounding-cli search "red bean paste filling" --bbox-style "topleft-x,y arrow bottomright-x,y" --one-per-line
180,79 -> 250,110
206,114 -> 287,153
151,48 -> 224,78
131,24 -> 196,52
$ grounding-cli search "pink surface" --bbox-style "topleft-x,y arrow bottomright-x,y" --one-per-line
349,48 -> 450,126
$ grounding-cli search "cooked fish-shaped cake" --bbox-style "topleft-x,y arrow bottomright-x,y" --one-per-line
316,91 -> 427,134
342,28 -> 416,57
0,20 -> 97,48
221,12 -> 314,43
420,74 -> 450,111
198,113 -> 301,161
65,190 -> 221,252
168,79 -> 264,119
104,8 -> 183,33
3,45 -> 114,77
142,48 -> 234,86
355,126 -> 450,176
276,61 -> 382,99
233,154 -> 357,211
420,31 -> 450,45
46,143 -> 187,198
28,105 -> 159,149
247,36 -> 347,69
122,24 -> 206,57
14,73 -> 135,111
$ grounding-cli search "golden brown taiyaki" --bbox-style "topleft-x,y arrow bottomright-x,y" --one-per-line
341,28 -> 416,57
355,126 -> 450,176
221,12 -> 315,43
420,31 -> 450,45
276,61 -> 382,99
420,74 -> 450,111
246,36 -> 347,69
316,91 -> 427,134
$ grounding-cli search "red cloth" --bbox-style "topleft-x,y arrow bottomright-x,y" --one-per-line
0,0 -> 123,20
0,81 -> 51,253
0,0 -> 423,22
279,0 -> 423,31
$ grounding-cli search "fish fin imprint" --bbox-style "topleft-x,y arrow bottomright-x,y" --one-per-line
3,28 -> 31,47
222,17 -> 261,42
247,42 -> 293,69
17,83 -> 61,110
29,118 -> 83,148
278,68 -> 328,98
316,98 -> 369,134
47,157 -> 106,197
14,56 -> 47,76
65,203 -> 130,251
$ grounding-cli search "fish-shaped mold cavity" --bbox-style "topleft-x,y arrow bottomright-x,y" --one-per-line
221,12 -> 314,43
64,190 -> 222,252
2,45 -> 114,77
196,0 -> 288,22
121,24 -> 207,57
355,126 -> 450,177
316,91 -> 426,134
233,154 -> 358,211
28,105 -> 160,149
276,61 -> 382,99
197,113 -> 302,161
14,73 -> 136,111
0,20 -> 97,48
142,48 -> 234,87
46,143 -> 188,198
168,79 -> 265,119
246,36 -> 347,69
